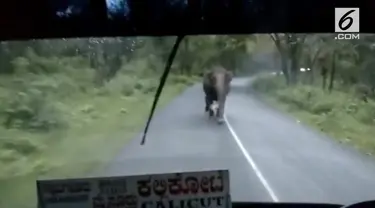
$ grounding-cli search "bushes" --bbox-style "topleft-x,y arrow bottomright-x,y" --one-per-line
1,47 -> 199,135
350,102 -> 375,125
98,57 -> 198,98
0,136 -> 42,159
120,54 -> 164,77
251,75 -> 375,155
275,86 -> 343,114
168,74 -> 198,86
2,88 -> 66,131
252,75 -> 375,126
13,50 -> 62,74
99,74 -> 158,97
0,51 -> 94,132
0,38 -> 225,208
252,74 -> 285,94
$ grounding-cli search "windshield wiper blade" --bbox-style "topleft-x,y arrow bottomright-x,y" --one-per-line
140,35 -> 185,145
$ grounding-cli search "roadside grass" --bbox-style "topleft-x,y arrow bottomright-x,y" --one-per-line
251,75 -> 375,156
0,54 -> 199,208
0,80 -> 195,208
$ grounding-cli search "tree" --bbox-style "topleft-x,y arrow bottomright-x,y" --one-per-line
270,33 -> 307,85
274,33 -> 375,101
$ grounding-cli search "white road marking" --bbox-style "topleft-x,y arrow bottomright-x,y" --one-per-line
224,114 -> 279,202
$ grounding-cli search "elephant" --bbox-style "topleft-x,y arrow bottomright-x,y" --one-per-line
202,66 -> 233,124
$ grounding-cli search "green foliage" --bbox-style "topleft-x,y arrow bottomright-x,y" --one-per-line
1,35 -> 233,154
0,136 -> 42,159
359,59 -> 375,93
0,35 -> 260,208
252,75 -> 286,94
2,88 -> 66,131
253,75 -> 375,156
254,76 -> 374,119
168,74 -> 197,85
260,34 -> 375,156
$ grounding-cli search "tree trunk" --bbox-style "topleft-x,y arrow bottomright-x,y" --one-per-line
328,51 -> 336,93
289,55 -> 298,85
307,47 -> 323,85
322,66 -> 328,90
280,55 -> 290,85
287,34 -> 306,85
0,43 -> 13,74
270,34 -> 290,85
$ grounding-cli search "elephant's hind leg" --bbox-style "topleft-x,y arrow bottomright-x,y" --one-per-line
209,109 -> 214,117
205,96 -> 210,112
205,96 -> 216,119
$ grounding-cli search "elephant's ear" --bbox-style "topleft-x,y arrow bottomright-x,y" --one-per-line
204,71 -> 215,82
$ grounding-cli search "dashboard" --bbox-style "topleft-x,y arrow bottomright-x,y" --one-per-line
233,201 -> 375,208
234,202 -> 342,208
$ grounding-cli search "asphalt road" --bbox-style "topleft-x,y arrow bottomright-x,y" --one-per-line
103,77 -> 375,205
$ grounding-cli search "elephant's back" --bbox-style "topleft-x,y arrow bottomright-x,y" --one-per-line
211,65 -> 228,73
202,65 -> 229,85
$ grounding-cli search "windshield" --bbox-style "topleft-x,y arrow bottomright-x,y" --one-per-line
2,34 -> 375,208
